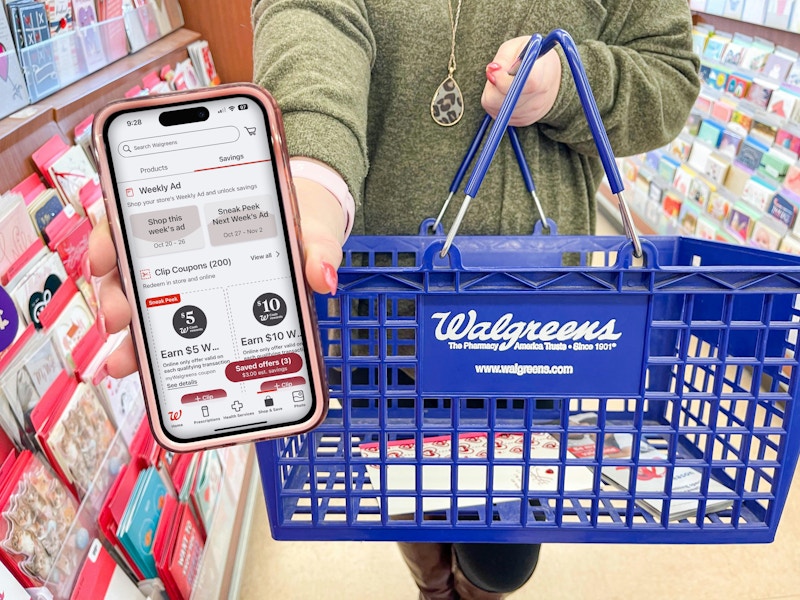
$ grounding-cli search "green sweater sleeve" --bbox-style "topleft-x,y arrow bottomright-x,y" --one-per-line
540,0 -> 700,157
251,0 -> 375,206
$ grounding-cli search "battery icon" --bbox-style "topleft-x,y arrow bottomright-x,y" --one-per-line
238,104 -> 248,110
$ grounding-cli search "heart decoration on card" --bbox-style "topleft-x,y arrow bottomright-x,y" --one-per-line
0,42 -> 8,81
28,274 -> 63,328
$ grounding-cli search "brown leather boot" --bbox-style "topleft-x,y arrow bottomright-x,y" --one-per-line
397,542 -> 455,600
451,545 -> 507,600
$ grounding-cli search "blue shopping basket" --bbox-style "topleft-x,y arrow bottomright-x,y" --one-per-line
256,223 -> 800,543
257,30 -> 800,543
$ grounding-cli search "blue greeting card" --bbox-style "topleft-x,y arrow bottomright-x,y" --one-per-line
117,466 -> 168,580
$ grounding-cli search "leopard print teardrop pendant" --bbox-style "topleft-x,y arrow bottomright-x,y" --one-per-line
430,75 -> 464,126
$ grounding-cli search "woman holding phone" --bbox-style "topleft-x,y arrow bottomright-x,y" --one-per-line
91,1 -> 699,597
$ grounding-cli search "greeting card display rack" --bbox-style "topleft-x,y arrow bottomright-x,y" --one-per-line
597,8 -> 800,242
0,22 -> 256,600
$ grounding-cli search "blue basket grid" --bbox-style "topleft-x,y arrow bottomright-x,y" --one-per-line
257,233 -> 800,543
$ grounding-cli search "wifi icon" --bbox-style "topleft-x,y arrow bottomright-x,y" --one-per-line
228,106 -> 235,111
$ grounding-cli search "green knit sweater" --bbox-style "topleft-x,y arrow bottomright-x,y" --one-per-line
251,0 -> 700,236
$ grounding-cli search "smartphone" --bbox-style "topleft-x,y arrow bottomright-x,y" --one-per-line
92,84 -> 328,452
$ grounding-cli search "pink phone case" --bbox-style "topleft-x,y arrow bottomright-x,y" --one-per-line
92,83 -> 328,452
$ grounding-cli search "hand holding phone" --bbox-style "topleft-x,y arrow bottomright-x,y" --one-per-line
92,84 -> 329,451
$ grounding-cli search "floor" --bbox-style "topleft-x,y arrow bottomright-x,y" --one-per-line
237,212 -> 800,599
238,477 -> 800,600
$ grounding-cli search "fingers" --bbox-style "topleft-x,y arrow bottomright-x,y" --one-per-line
88,219 -> 119,278
97,270 -> 132,335
105,334 -> 139,379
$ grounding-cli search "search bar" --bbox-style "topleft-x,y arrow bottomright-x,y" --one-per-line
118,126 -> 241,157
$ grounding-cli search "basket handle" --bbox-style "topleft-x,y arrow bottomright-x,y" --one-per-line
614,238 -> 659,269
538,29 -> 641,258
532,219 -> 558,236
441,29 -> 641,259
420,218 -> 445,236
421,239 -> 465,270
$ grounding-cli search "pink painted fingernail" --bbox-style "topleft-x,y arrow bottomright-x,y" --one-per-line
82,256 -> 92,282
97,311 -> 107,337
321,261 -> 338,296
486,63 -> 501,85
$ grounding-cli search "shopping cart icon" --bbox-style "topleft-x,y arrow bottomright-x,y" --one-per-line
244,126 -> 257,136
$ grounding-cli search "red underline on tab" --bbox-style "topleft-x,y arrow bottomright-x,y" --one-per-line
194,159 -> 271,172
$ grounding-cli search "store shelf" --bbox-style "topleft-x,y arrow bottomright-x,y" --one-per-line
0,28 -> 201,192
49,28 -> 201,136
693,11 -> 800,52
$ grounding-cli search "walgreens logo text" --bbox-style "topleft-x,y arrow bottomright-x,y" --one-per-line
430,311 -> 622,351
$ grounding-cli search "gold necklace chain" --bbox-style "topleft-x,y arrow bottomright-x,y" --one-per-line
431,0 -> 465,127
447,0 -> 463,77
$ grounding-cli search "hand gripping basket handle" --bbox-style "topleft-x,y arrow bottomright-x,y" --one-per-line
441,29 -> 642,259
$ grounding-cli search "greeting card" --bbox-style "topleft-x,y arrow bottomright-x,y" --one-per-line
37,278 -> 94,368
0,194 -> 40,282
563,413 -> 733,521
0,330 -> 63,439
768,191 -> 800,228
0,6 -> 30,119
785,163 -> 800,195
10,250 -> 67,329
706,192 -> 733,223
117,466 -> 170,579
742,176 -> 779,210
70,538 -> 145,600
764,0 -> 795,29
780,233 -> 800,253
741,37 -> 774,72
742,0 -> 768,22
49,144 -> 98,209
359,432 -> 594,516
33,377 -> 118,497
71,0 -> 106,72
723,0 -> 746,18
703,31 -> 731,63
187,40 -> 219,86
679,201 -> 701,236
0,450 -> 82,587
16,2 -> 59,101
695,214 -> 720,240
28,189 -> 65,240
750,216 -> 786,250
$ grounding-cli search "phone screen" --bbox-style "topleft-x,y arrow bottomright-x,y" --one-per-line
102,94 -> 316,443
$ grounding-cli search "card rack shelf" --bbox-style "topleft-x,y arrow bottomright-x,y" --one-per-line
0,25 -> 256,600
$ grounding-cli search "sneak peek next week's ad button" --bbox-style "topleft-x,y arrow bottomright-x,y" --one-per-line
181,389 -> 228,404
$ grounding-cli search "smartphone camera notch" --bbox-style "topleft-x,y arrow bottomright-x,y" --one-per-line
158,106 -> 210,127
